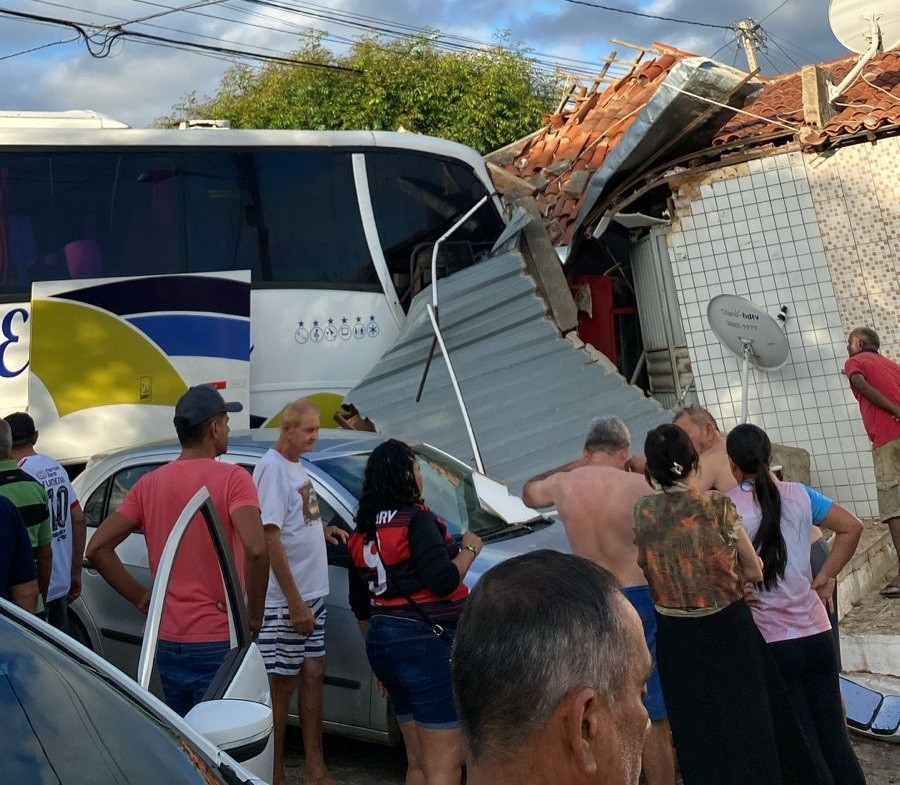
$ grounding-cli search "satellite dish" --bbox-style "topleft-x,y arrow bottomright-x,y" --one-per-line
827,0 -> 900,102
829,0 -> 900,53
707,295 -> 790,423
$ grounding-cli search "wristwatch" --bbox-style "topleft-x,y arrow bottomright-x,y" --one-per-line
463,544 -> 478,557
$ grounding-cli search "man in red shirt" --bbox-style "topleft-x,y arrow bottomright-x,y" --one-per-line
87,385 -> 269,714
845,327 -> 900,598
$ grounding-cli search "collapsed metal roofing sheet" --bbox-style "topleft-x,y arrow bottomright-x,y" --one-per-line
572,56 -> 763,246
345,249 -> 670,494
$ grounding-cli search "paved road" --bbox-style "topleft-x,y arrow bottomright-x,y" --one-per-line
282,730 -> 897,784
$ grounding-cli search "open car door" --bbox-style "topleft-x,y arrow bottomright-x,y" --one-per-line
137,487 -> 273,781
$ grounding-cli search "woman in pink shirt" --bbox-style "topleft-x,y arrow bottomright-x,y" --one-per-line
726,424 -> 866,785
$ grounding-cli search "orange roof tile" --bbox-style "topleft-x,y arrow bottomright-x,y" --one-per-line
715,49 -> 900,145
491,49 -> 691,245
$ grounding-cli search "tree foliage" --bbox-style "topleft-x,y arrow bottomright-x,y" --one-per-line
158,32 -> 561,153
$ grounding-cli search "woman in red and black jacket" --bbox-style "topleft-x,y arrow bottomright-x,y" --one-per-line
348,439 -> 482,785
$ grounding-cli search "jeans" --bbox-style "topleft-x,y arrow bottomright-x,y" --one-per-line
366,614 -> 458,729
155,639 -> 231,716
46,597 -> 69,634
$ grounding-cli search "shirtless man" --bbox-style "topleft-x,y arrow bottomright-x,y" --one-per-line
523,416 -> 674,785
672,407 -> 736,492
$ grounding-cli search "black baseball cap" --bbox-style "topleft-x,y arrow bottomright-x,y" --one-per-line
4,412 -> 37,445
174,385 -> 242,427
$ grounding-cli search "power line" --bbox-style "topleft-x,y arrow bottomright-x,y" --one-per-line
0,33 -> 81,61
760,0 -> 794,24
243,0 -> 606,69
765,33 -> 802,71
0,5 -> 354,68
26,0 -> 338,62
235,0 -> 625,77
8,0 -> 634,88
710,30 -> 738,62
0,7 -> 102,55
119,27 -> 356,70
114,0 -> 616,77
560,0 -> 731,30
758,46 -> 786,76
764,30 -> 823,64
108,0 -> 231,28
50,0 -> 616,81
39,0 -> 623,83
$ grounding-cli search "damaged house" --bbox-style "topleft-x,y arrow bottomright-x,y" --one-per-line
485,43 -> 900,519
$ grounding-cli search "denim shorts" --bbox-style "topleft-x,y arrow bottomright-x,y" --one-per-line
621,585 -> 668,722
365,614 -> 458,730
156,639 -> 231,716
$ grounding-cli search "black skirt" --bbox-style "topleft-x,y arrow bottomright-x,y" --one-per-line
655,599 -> 821,785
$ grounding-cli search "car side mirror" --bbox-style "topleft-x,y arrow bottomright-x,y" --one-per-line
184,698 -> 273,768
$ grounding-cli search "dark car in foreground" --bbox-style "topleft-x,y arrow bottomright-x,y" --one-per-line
0,599 -> 268,784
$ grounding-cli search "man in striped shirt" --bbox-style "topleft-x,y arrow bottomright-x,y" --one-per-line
0,419 -> 51,615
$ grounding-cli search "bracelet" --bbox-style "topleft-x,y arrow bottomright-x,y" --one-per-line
463,544 -> 478,557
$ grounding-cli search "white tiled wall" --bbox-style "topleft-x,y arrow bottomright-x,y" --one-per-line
667,150 -> 882,518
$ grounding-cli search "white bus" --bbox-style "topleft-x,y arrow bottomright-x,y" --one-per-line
0,111 -> 505,461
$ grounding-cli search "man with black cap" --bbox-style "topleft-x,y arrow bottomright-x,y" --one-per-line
6,411 -> 86,633
87,384 -> 269,716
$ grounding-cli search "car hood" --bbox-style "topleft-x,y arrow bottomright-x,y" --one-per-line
464,520 -> 571,587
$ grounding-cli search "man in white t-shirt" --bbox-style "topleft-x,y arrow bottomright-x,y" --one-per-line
253,399 -> 347,785
6,412 -> 86,634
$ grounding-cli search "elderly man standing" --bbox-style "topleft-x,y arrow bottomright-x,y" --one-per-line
0,419 -> 51,617
453,550 -> 652,785
253,399 -> 347,785
5,412 -> 86,633
845,327 -> 900,598
522,417 -> 673,785
87,385 -> 269,715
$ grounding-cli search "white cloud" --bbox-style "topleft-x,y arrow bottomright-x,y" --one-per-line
0,0 -> 850,127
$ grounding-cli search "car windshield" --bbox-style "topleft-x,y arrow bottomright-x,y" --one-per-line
313,445 -> 512,538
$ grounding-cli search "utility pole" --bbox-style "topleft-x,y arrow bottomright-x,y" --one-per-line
736,18 -> 760,72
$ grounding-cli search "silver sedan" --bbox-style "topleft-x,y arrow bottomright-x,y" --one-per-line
70,429 -> 566,743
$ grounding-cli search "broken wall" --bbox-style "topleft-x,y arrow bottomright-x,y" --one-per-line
665,143 -> 899,519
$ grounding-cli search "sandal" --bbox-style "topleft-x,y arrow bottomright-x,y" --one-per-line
879,580 -> 900,598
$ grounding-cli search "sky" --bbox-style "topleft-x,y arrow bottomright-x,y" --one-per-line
0,0 -> 855,127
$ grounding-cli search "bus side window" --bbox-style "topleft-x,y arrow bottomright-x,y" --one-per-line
182,151 -> 261,278
117,159 -> 183,278
252,150 -> 376,287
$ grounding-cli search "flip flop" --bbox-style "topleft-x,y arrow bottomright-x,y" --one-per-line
879,581 -> 900,598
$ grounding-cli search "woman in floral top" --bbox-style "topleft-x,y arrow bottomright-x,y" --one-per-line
633,423 -> 819,785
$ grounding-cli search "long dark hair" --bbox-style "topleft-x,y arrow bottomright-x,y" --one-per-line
355,439 -> 420,541
644,424 -> 699,487
726,424 -> 785,590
